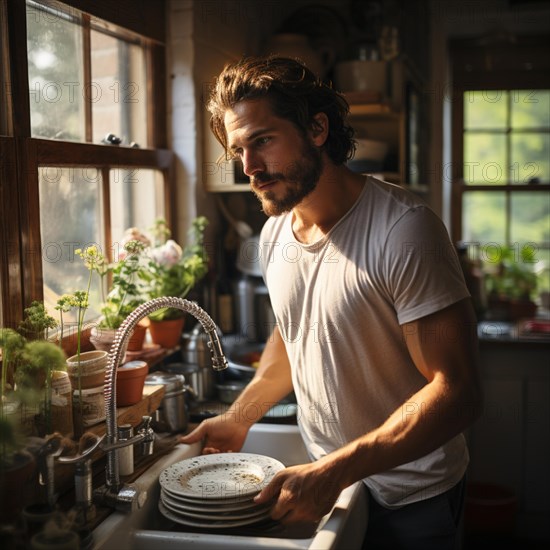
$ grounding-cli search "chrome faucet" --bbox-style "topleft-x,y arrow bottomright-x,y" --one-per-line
94,297 -> 228,513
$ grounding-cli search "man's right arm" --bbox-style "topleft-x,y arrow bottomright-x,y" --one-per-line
179,325 -> 293,453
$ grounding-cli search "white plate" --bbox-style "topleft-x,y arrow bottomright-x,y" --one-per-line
160,489 -> 259,512
159,452 -> 284,500
161,485 -> 255,505
158,500 -> 273,529
161,493 -> 272,521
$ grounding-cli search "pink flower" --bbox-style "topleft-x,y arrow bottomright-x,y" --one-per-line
150,239 -> 183,267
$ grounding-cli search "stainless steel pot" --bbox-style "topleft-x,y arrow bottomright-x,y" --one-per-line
165,362 -> 214,402
144,372 -> 195,433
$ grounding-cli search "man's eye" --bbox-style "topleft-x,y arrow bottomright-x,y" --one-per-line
257,136 -> 270,146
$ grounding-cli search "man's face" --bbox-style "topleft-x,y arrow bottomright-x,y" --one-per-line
224,98 -> 323,216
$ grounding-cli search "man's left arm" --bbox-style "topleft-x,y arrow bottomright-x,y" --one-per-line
255,297 -> 483,523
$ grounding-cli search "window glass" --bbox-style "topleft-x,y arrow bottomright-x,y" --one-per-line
26,1 -> 85,141
510,90 -> 550,129
463,133 -> 507,184
39,167 -> 103,320
510,132 -> 549,184
464,90 -> 508,130
91,30 -> 148,146
510,192 -> 550,245
462,192 -> 506,244
109,168 -> 165,252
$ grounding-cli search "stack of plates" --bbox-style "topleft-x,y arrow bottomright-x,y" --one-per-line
158,452 -> 285,529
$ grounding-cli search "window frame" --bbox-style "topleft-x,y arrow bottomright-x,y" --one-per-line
0,0 -> 172,332
450,35 -> 550,247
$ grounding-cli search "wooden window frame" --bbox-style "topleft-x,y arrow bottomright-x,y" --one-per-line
0,0 -> 172,331
449,34 -> 550,245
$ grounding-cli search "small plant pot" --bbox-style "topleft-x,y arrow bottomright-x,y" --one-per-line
66,350 -> 109,390
72,385 -> 105,428
126,321 -> 148,352
89,326 -> 129,356
116,360 -> 149,406
148,317 -> 185,349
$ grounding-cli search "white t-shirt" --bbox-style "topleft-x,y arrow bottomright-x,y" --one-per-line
260,176 -> 471,508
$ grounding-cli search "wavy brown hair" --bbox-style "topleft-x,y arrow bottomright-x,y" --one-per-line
207,56 -> 355,165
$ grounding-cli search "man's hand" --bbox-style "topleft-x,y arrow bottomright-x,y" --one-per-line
179,414 -> 250,454
254,460 -> 346,524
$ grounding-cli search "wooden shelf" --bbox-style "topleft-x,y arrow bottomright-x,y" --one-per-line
87,384 -> 165,436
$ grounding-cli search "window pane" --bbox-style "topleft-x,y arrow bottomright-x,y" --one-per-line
109,169 -> 165,250
464,90 -> 508,130
39,167 -> 103,320
510,191 -> 550,244
91,30 -> 148,147
462,192 -> 506,244
463,133 -> 507,184
26,1 -> 85,141
511,90 -> 550,129
511,132 -> 550,184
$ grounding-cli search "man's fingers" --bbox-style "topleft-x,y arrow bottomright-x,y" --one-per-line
178,423 -> 205,444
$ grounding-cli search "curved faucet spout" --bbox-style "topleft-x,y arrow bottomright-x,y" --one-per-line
103,297 -> 228,492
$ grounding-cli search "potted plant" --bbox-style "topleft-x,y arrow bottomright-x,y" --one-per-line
142,217 -> 209,348
484,244 -> 539,320
82,241 -> 148,353
17,341 -> 68,437
18,301 -> 58,342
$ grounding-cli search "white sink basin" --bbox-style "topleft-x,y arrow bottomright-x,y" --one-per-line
92,424 -> 368,549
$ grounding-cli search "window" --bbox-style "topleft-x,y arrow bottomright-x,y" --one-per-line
0,0 -> 171,332
450,36 -> 550,301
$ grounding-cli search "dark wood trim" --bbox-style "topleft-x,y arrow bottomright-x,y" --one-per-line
61,0 -> 166,44
35,139 -> 173,168
458,184 -> 550,192
148,43 -> 168,149
0,138 -> 23,328
101,166 -> 112,261
17,139 -> 44,308
7,0 -> 31,138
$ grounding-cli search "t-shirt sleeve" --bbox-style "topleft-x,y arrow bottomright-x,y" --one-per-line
381,206 -> 470,325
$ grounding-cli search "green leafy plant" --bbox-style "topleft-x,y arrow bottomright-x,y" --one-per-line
17,341 -> 67,435
18,301 -> 58,341
484,244 -> 538,302
0,329 -> 26,419
76,241 -> 147,330
142,217 -> 209,321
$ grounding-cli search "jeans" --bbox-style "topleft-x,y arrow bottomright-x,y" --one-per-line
361,477 -> 466,550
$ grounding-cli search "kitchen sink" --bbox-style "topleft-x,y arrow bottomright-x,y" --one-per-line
92,424 -> 368,549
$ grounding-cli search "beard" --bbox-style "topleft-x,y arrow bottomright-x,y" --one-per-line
250,138 -> 322,217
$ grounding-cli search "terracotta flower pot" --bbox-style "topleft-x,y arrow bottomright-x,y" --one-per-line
89,326 -> 129,356
126,321 -> 148,352
116,360 -> 149,406
148,317 -> 185,349
66,350 -> 109,390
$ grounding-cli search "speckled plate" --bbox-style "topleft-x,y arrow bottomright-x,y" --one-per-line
161,492 -> 272,521
158,453 -> 284,500
158,500 -> 273,529
160,488 -> 259,511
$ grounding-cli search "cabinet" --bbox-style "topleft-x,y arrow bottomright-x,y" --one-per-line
466,339 -> 550,541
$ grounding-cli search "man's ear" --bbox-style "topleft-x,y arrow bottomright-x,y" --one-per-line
310,112 -> 329,146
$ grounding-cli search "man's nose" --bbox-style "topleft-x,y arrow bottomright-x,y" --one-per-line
241,149 -> 264,177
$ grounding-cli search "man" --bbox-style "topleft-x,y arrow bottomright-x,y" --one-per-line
181,56 -> 483,549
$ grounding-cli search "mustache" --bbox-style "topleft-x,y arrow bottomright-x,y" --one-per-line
251,172 -> 285,185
